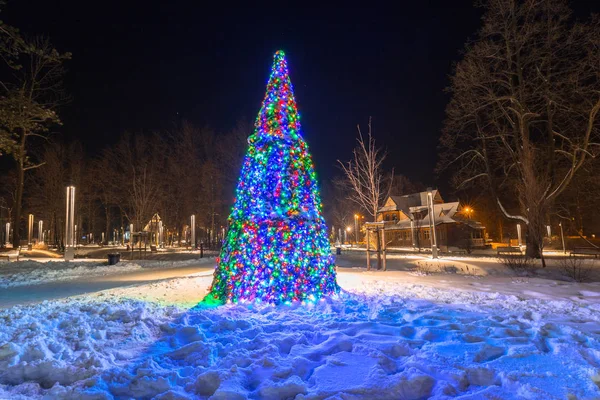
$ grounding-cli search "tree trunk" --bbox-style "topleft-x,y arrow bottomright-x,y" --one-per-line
12,140 -> 26,248
104,206 -> 110,245
525,232 -> 540,258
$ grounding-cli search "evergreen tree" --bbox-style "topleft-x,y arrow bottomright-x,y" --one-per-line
207,51 -> 339,304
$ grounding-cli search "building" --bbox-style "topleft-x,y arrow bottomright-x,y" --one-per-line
370,190 -> 486,251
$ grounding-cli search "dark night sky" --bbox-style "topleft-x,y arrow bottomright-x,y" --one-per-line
3,1 -> 599,190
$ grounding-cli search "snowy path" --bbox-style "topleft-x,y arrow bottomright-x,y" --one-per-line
0,263 -> 214,309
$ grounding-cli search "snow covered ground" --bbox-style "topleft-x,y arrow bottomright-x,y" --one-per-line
0,258 -> 214,289
1,258 -> 600,399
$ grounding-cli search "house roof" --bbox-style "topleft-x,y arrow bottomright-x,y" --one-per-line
378,190 -> 442,214
378,201 -> 485,230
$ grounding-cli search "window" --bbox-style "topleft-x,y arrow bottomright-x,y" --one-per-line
423,229 -> 430,240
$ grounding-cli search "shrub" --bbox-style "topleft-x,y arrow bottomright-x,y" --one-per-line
559,257 -> 594,282
498,254 -> 537,276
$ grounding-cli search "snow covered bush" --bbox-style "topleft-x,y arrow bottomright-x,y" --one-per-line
497,254 -> 537,275
559,257 -> 594,282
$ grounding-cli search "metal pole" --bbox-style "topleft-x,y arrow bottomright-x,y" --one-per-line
5,222 -> 9,246
559,223 -> 566,254
191,215 -> 196,249
366,228 -> 371,271
65,186 -> 75,260
354,215 -> 358,246
517,224 -> 522,247
427,188 -> 438,259
28,214 -> 34,247
38,220 -> 43,242
410,219 -> 415,248
381,227 -> 387,271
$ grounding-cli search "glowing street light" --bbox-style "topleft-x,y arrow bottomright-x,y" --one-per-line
427,188 -> 438,259
191,214 -> 196,249
559,222 -> 566,254
65,185 -> 76,260
28,214 -> 34,249
354,214 -> 360,246
463,206 -> 473,219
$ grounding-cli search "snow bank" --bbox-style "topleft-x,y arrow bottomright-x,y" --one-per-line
1,272 -> 600,399
0,258 -> 213,289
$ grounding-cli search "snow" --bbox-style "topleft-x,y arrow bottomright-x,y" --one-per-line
0,259 -> 600,399
0,258 -> 214,289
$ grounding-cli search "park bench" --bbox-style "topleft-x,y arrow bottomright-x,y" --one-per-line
497,246 -> 522,255
0,247 -> 21,262
444,247 -> 467,255
570,247 -> 600,258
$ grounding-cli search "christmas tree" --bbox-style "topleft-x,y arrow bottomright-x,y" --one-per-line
207,50 -> 339,304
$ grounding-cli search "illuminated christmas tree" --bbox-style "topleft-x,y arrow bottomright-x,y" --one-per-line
207,50 -> 339,304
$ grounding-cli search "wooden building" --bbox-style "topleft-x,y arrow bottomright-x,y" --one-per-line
370,190 -> 486,251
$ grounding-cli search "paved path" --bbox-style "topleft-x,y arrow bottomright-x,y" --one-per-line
0,264 -> 214,309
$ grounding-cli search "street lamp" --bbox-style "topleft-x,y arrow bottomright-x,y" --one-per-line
28,214 -> 34,249
65,185 -> 76,260
463,206 -> 473,219
427,187 -> 438,259
354,214 -> 359,246
559,222 -> 566,254
345,226 -> 351,245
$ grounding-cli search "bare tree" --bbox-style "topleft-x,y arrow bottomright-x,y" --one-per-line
439,0 -> 600,261
27,141 -> 82,246
0,34 -> 70,247
107,132 -> 166,232
338,118 -> 392,222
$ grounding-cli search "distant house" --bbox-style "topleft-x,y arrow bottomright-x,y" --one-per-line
371,190 -> 486,251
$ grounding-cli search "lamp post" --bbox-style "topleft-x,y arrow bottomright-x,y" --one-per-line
517,224 -> 522,247
354,214 -> 359,246
65,185 -> 76,260
5,222 -> 9,247
38,220 -> 43,243
559,222 -> 566,254
158,221 -> 163,248
191,214 -> 196,249
464,207 -> 472,219
27,214 -> 34,250
345,226 -> 351,245
427,188 -> 438,259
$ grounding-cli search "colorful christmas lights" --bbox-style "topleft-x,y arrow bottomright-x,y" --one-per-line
206,51 -> 339,304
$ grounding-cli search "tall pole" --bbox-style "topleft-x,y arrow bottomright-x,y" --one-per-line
5,222 -> 9,246
517,224 -> 522,247
559,222 -> 566,254
158,221 -> 163,248
65,186 -> 75,260
38,220 -> 43,242
427,188 -> 438,259
366,228 -> 371,271
27,214 -> 34,248
381,227 -> 387,271
354,215 -> 359,246
191,214 -> 196,249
